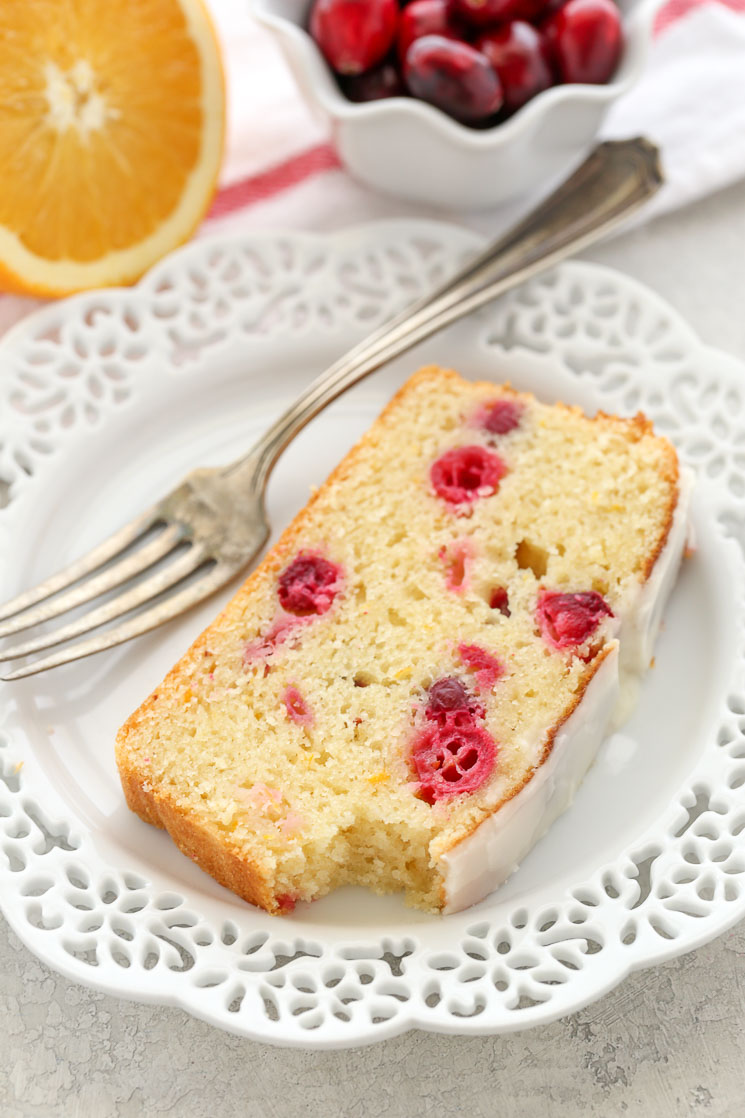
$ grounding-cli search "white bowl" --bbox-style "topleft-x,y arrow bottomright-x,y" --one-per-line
253,0 -> 659,209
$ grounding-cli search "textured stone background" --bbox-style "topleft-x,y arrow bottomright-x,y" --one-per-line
3,921 -> 745,1117
2,183 -> 745,1118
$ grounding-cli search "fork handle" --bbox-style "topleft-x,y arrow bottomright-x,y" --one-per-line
230,138 -> 663,494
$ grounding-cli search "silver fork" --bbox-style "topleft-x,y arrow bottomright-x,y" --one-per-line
0,138 -> 663,681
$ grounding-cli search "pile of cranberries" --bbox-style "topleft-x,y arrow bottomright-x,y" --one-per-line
309,0 -> 623,126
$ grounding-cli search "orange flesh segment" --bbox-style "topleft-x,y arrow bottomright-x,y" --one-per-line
0,0 -> 222,288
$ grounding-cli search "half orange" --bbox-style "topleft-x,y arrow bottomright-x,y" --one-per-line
0,0 -> 225,295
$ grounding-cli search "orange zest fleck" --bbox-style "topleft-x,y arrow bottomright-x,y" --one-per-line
367,771 -> 390,785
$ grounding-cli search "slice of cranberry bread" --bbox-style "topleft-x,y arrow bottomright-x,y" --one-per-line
116,366 -> 692,914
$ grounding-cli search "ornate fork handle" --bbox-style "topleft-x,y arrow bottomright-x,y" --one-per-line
232,138 -> 663,494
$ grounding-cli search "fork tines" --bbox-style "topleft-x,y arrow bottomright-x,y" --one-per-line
0,508 -> 219,681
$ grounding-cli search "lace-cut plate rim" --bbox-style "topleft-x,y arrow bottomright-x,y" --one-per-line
1,220 -> 745,1049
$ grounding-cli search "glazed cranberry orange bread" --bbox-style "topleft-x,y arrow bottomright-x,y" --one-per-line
116,366 -> 692,914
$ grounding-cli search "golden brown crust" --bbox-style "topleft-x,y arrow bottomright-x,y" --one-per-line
538,642 -> 616,766
118,754 -> 281,912
641,455 -> 680,581
589,408 -> 680,582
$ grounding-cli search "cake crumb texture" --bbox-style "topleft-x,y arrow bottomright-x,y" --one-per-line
116,366 -> 679,913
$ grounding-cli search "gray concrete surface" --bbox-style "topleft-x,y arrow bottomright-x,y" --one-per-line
2,182 -> 745,1117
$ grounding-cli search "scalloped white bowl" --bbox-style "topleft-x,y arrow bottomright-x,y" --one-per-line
253,0 -> 659,209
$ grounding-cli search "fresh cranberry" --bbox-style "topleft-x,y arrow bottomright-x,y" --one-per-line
513,0 -> 560,17
430,445 -> 506,505
243,615 -> 305,663
489,586 -> 510,615
412,720 -> 496,803
544,0 -> 622,84
404,36 -> 503,124
426,676 -> 486,724
533,0 -> 567,19
439,538 -> 475,592
278,552 -> 341,616
339,62 -> 405,101
310,0 -> 399,75
448,0 -> 521,28
458,643 -> 504,690
398,0 -> 463,63
477,397 -> 524,435
275,893 -> 298,913
477,22 -> 553,112
537,589 -> 613,650
282,684 -> 314,727
426,676 -> 470,717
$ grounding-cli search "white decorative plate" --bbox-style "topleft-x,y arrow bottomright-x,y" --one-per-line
1,221 -> 744,1049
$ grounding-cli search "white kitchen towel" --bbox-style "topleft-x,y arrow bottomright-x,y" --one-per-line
603,4 -> 745,219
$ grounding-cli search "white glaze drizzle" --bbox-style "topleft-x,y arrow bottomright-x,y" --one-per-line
440,467 -> 695,914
